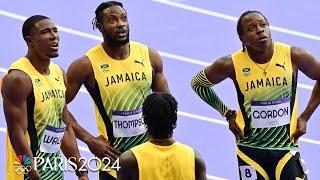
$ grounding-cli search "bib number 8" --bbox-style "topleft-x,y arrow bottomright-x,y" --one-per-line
240,166 -> 257,180
245,168 -> 252,178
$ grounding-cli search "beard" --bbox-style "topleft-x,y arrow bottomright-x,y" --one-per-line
103,29 -> 130,47
48,53 -> 59,58
49,55 -> 59,58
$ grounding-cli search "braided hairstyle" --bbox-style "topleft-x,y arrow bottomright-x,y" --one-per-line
142,93 -> 178,139
92,1 -> 124,30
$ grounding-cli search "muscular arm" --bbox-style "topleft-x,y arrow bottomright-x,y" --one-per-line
60,70 -> 87,177
61,106 -> 88,174
149,47 -> 170,93
195,150 -> 207,180
66,56 -> 120,160
66,56 -> 96,144
191,56 -> 234,117
1,70 -> 39,177
291,47 -> 320,120
117,150 -> 138,180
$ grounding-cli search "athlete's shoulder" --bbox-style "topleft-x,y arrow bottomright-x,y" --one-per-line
231,48 -> 247,61
5,69 -> 31,84
274,41 -> 290,47
10,57 -> 29,69
211,55 -> 233,69
120,149 -> 136,162
69,55 -> 92,72
86,44 -> 103,54
130,40 -> 147,47
67,55 -> 93,84
290,45 -> 319,76
204,55 -> 234,82
174,141 -> 193,149
217,55 -> 233,62
146,46 -> 163,71
1,69 -> 32,100
194,149 -> 207,180
118,150 -> 138,179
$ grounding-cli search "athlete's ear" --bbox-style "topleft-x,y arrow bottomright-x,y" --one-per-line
96,23 -> 104,33
25,36 -> 34,46
241,40 -> 246,51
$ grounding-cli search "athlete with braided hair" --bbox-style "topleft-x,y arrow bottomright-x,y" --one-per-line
191,10 -> 320,179
118,93 -> 207,180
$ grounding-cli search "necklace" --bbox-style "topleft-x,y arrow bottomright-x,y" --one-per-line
253,61 -> 271,76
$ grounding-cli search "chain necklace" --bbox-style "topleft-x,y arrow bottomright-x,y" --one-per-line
253,61 -> 271,76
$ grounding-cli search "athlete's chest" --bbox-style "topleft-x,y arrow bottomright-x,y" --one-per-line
94,59 -> 153,91
32,75 -> 66,106
236,58 -> 293,96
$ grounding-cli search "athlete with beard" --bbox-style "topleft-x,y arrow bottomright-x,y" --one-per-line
191,11 -> 320,179
66,1 -> 170,179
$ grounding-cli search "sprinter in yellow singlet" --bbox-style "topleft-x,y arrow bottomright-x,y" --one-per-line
2,15 -> 88,180
191,11 -> 320,179
66,1 -> 170,179
117,93 -> 207,180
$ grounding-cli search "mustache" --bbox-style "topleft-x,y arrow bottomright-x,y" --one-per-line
103,30 -> 130,47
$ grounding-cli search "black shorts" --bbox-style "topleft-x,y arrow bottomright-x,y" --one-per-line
98,170 -> 116,180
236,145 -> 308,180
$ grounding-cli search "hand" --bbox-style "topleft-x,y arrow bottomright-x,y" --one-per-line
78,172 -> 89,180
28,168 -> 41,180
227,111 -> 244,143
87,135 -> 121,163
293,115 -> 308,144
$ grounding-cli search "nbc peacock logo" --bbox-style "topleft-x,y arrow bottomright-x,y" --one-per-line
14,155 -> 32,175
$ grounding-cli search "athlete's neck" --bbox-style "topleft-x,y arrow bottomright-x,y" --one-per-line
247,42 -> 274,64
148,135 -> 175,146
102,41 -> 130,60
26,51 -> 51,75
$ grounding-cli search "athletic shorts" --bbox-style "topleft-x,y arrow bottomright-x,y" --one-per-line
98,170 -> 116,180
236,145 -> 308,180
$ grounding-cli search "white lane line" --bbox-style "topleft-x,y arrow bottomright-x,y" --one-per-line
74,89 -> 320,145
206,175 -> 230,180
0,61 -> 315,92
0,127 -> 6,133
0,67 -> 7,73
0,10 -> 316,90
0,10 -> 319,146
151,0 -> 320,41
0,8 -> 316,180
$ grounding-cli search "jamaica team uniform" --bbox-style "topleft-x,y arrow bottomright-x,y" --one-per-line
6,57 -> 66,180
232,42 -> 307,179
131,141 -> 195,180
86,41 -> 152,178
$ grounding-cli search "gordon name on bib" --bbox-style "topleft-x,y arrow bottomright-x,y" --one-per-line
112,109 -> 146,137
251,97 -> 291,128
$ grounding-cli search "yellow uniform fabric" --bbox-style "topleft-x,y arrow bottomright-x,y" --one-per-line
6,57 -> 66,180
232,42 -> 298,150
86,41 -> 152,152
131,141 -> 195,180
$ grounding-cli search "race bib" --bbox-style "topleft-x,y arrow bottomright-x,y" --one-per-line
112,109 -> 146,137
239,166 -> 257,180
40,124 -> 66,153
251,97 -> 291,128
